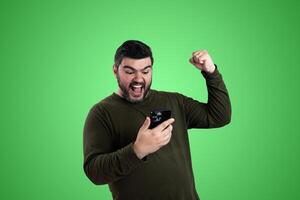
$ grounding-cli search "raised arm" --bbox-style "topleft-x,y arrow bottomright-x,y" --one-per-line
184,50 -> 231,128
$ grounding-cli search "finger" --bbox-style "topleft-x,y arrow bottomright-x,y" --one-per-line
193,50 -> 207,57
193,54 -> 206,65
189,57 -> 196,64
155,118 -> 175,132
192,56 -> 205,65
192,51 -> 199,56
140,117 -> 151,130
198,58 -> 206,64
160,131 -> 172,146
195,52 -> 206,60
194,52 -> 203,58
196,54 -> 209,64
190,58 -> 204,70
161,125 -> 173,135
192,50 -> 204,56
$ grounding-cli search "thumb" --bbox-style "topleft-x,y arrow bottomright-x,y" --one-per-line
141,117 -> 151,130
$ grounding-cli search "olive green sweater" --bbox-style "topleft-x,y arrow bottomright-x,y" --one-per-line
83,67 -> 231,200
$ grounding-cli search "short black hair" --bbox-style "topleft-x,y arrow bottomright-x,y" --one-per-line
114,40 -> 154,67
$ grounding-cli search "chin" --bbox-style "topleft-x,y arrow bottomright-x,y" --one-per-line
128,96 -> 144,103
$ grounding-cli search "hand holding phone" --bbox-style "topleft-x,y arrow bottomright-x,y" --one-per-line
133,111 -> 174,159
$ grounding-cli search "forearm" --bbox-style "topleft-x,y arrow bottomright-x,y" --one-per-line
201,65 -> 231,127
83,143 -> 143,185
83,108 -> 145,185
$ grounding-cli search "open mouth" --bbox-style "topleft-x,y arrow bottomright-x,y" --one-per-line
130,83 -> 144,97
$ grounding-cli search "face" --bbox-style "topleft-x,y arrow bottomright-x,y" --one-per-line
114,57 -> 152,103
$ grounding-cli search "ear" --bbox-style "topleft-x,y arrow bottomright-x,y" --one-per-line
113,65 -> 118,77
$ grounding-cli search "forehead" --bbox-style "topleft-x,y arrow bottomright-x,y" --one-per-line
120,57 -> 152,70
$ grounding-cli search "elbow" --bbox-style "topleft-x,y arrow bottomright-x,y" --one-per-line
86,175 -> 107,186
218,116 -> 231,127
218,104 -> 232,127
213,118 -> 231,128
217,111 -> 232,127
211,110 -> 231,128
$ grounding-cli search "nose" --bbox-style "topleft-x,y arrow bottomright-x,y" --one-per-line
133,71 -> 144,82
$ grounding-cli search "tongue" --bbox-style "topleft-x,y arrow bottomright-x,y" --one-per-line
132,87 -> 142,95
134,87 -> 142,92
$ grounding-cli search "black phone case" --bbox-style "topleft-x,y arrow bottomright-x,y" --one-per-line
149,110 -> 171,129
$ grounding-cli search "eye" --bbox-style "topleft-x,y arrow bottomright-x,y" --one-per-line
125,70 -> 134,75
142,70 -> 149,75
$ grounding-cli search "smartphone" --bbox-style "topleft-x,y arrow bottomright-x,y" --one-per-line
149,110 -> 172,129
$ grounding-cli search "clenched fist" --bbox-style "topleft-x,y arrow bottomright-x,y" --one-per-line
189,50 -> 216,74
133,117 -> 175,159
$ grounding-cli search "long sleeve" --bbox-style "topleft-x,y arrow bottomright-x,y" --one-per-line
183,65 -> 232,128
83,107 -> 144,185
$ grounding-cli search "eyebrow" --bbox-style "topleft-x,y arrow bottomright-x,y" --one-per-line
123,65 -> 152,71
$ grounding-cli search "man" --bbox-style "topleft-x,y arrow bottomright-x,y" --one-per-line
83,40 -> 231,200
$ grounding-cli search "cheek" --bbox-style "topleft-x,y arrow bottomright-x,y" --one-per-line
145,74 -> 152,82
124,77 -> 134,86
119,74 -> 132,84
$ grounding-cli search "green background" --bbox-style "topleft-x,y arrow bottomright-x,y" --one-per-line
1,0 -> 299,199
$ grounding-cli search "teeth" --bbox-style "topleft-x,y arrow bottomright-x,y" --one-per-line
132,85 -> 142,88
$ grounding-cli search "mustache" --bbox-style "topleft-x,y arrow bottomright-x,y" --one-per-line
129,82 -> 145,87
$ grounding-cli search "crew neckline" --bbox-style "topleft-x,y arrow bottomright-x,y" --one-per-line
111,89 -> 154,105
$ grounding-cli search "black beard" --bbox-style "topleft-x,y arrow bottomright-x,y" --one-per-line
116,74 -> 152,103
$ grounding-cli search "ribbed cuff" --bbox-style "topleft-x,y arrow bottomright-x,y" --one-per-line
120,143 -> 147,169
201,64 -> 221,79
